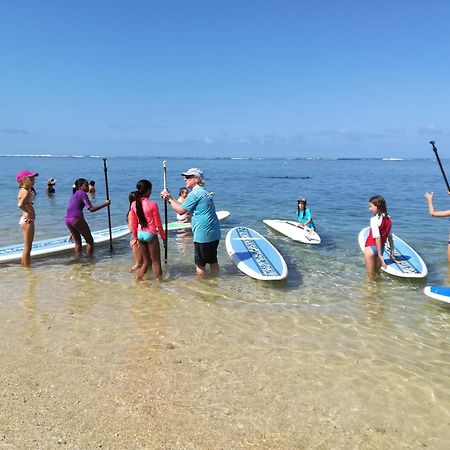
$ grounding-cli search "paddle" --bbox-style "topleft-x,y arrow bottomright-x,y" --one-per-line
102,158 -> 113,252
162,160 -> 168,263
430,140 -> 450,193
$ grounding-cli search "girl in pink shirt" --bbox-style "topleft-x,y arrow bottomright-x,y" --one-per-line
129,179 -> 166,280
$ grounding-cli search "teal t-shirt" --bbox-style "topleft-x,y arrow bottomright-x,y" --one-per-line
182,185 -> 221,243
297,208 -> 315,229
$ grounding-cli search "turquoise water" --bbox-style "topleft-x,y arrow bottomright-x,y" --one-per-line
1,156 -> 449,447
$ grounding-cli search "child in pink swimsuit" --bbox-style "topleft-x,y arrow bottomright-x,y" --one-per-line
16,169 -> 39,267
127,191 -> 143,272
128,179 -> 166,280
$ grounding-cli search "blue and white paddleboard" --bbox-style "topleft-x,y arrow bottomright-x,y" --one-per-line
358,227 -> 427,279
225,226 -> 288,280
0,225 -> 130,264
424,286 -> 450,304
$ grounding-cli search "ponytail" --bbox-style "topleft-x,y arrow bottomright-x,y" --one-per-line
135,179 -> 152,228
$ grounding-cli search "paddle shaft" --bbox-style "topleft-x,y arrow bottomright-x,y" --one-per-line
163,160 -> 168,263
430,140 -> 450,192
102,158 -> 113,251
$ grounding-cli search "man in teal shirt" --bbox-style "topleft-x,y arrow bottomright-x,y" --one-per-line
161,168 -> 220,275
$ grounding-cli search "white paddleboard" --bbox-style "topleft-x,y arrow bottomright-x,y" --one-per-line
263,219 -> 321,244
358,227 -> 427,279
0,225 -> 130,263
226,226 -> 288,280
167,210 -> 230,231
424,286 -> 450,304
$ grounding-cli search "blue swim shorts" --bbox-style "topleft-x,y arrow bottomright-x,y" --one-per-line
138,230 -> 155,242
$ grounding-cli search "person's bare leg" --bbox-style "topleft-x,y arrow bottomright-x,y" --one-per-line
21,222 -> 34,267
364,247 -> 377,280
137,242 -> 150,280
149,237 -> 162,279
70,218 -> 94,254
210,262 -> 220,275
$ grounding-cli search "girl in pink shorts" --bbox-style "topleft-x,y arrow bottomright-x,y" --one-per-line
16,169 -> 39,267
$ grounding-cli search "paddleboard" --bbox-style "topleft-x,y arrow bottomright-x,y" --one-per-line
167,210 -> 230,231
0,225 -> 130,263
358,227 -> 427,278
263,219 -> 321,244
225,226 -> 288,280
424,286 -> 450,304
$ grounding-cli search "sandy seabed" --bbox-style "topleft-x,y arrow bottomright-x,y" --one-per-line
1,265 -> 449,450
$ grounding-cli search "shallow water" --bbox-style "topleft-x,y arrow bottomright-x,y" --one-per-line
1,156 -> 449,448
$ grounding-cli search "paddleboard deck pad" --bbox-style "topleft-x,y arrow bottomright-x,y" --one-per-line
167,210 -> 230,231
424,286 -> 450,304
0,225 -> 130,263
226,226 -> 288,280
263,219 -> 321,244
358,227 -> 427,279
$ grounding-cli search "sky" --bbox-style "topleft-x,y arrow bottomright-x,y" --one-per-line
1,0 -> 449,158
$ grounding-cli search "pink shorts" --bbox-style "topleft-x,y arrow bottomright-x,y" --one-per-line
19,217 -> 34,228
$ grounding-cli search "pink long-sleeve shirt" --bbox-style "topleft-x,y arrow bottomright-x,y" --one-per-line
129,198 -> 166,241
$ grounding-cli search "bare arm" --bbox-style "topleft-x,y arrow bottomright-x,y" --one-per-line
87,199 -> 110,213
425,192 -> 450,217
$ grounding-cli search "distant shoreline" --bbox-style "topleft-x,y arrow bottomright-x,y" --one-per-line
0,154 -> 434,161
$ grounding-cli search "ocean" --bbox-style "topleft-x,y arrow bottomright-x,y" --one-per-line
1,155 -> 449,448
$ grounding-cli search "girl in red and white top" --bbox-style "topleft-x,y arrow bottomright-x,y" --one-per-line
129,179 -> 166,280
364,195 -> 396,280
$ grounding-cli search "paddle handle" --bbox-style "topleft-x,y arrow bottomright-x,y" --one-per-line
430,140 -> 450,193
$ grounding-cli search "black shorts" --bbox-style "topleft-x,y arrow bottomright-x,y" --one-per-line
194,240 -> 219,267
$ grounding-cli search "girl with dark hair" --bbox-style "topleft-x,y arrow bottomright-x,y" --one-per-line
128,179 -> 166,280
363,195 -> 395,279
127,191 -> 143,272
297,198 -> 315,230
65,178 -> 110,255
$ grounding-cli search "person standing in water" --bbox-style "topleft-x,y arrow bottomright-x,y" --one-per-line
161,168 -> 221,276
88,180 -> 96,196
176,187 -> 190,222
127,191 -> 143,272
363,195 -> 396,280
65,178 -> 110,255
16,169 -> 39,267
424,191 -> 450,262
128,179 -> 166,280
46,178 -> 56,194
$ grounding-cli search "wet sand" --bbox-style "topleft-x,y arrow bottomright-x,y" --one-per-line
1,263 -> 449,449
